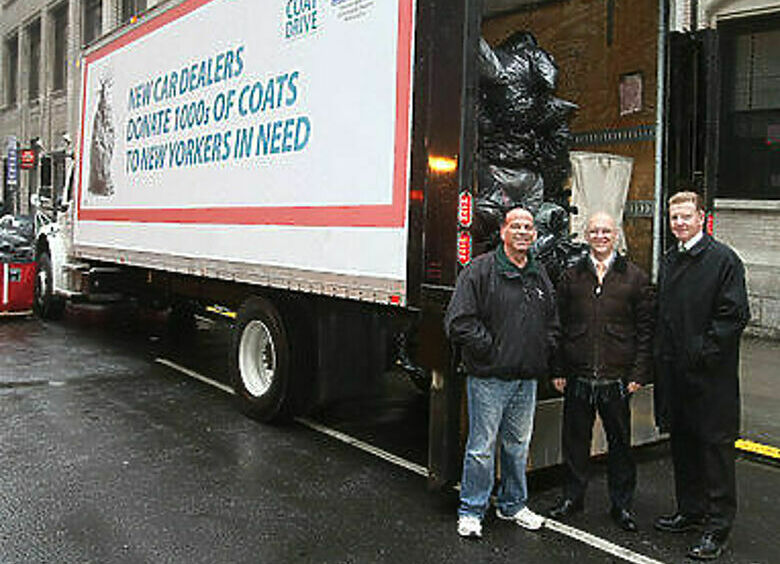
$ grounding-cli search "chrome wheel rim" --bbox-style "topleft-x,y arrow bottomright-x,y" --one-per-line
238,320 -> 277,397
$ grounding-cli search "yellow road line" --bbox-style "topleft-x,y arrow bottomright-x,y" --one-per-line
735,439 -> 780,460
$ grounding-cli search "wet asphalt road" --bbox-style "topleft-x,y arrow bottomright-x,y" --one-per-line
0,308 -> 777,564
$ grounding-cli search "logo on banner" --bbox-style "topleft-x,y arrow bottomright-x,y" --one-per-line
285,0 -> 319,41
332,0 -> 375,22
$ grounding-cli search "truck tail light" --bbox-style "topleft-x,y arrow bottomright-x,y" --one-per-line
457,230 -> 472,266
705,211 -> 715,236
428,155 -> 457,173
458,192 -> 473,227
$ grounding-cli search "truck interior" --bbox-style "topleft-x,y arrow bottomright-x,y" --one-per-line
308,0 -> 665,485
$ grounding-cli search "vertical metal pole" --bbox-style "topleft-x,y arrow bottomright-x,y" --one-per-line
652,0 -> 668,282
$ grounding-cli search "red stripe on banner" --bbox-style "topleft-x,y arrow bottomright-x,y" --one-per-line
391,0 -> 414,227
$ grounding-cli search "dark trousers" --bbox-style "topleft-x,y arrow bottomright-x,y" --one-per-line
670,423 -> 737,536
562,379 -> 636,510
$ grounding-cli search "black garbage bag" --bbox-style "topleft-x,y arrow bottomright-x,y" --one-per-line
478,163 -> 544,214
541,158 -> 572,205
482,81 -> 537,131
479,130 -> 540,168
477,103 -> 498,136
472,187 -> 512,255
536,236 -> 590,285
478,37 -> 504,83
531,203 -> 589,284
473,32 -> 577,260
538,121 -> 573,161
534,201 -> 569,238
534,97 -> 578,131
525,41 -> 559,92
493,46 -> 534,89
495,31 -> 559,92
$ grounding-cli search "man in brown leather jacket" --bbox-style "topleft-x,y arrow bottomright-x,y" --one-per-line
548,212 -> 654,532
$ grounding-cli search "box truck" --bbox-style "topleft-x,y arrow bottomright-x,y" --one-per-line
34,0 -> 667,487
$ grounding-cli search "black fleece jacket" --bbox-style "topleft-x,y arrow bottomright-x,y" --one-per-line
444,246 -> 560,379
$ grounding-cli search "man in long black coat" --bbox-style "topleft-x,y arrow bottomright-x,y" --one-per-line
654,191 -> 750,561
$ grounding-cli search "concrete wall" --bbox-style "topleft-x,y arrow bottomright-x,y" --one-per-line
714,200 -> 780,338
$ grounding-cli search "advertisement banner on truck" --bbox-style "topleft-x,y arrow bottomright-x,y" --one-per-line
76,0 -> 415,292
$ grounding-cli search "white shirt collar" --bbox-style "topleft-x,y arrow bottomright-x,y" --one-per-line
590,252 -> 616,270
681,230 -> 704,252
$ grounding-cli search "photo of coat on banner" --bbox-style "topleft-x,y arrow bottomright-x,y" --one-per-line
76,0 -> 415,284
88,77 -> 116,197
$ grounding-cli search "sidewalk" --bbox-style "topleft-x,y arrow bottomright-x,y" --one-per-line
739,336 -> 780,449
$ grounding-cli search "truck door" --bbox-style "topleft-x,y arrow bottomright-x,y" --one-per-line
412,0 -> 482,489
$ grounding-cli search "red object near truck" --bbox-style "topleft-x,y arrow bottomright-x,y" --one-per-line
0,262 -> 36,314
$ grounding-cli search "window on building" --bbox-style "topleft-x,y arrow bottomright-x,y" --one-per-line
719,17 -> 780,200
52,3 -> 68,92
5,35 -> 19,107
122,0 -> 147,23
83,0 -> 103,45
28,20 -> 41,101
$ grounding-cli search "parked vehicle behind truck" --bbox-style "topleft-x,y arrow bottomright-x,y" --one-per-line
34,0 -> 667,487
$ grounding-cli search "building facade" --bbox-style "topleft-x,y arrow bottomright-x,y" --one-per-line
1,0 -> 158,214
669,0 -> 780,337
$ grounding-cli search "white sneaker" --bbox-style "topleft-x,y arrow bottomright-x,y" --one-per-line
496,506 -> 545,530
457,515 -> 483,538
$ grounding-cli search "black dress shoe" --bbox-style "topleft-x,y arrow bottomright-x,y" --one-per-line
688,531 -> 727,560
547,498 -> 583,519
654,512 -> 706,533
610,507 -> 638,532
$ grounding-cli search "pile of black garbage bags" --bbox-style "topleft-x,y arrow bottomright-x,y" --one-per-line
475,32 -> 587,282
0,215 -> 35,263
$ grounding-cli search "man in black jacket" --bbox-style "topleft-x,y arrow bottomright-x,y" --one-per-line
445,207 -> 559,539
654,192 -> 750,560
548,212 -> 654,532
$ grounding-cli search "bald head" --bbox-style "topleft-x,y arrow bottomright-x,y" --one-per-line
586,212 -> 617,261
500,207 -> 537,265
503,207 -> 534,226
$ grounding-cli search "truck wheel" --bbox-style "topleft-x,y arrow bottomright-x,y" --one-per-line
34,252 -> 65,320
229,296 -> 291,422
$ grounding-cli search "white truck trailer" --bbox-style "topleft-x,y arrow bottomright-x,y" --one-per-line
34,0 -> 669,487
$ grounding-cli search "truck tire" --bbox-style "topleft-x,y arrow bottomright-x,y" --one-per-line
229,296 -> 291,422
33,252 -> 66,320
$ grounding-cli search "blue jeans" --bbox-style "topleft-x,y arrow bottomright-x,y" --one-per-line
458,376 -> 537,519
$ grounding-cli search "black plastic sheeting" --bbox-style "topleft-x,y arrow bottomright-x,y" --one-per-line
475,33 -> 588,280
0,215 -> 35,263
